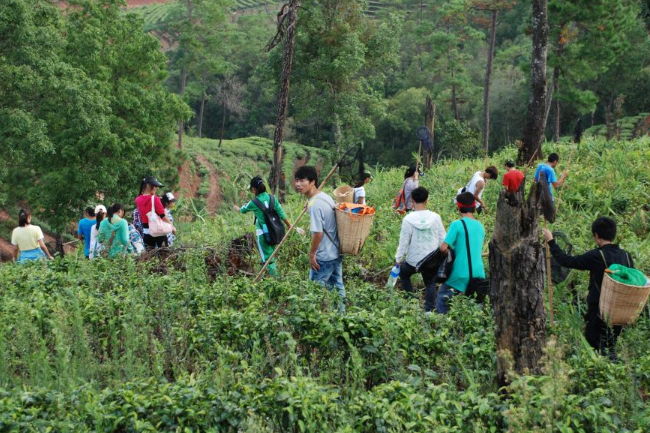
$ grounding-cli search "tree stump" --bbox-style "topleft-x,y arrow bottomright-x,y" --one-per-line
489,181 -> 547,386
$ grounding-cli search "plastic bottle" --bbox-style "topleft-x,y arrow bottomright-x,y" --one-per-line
385,264 -> 400,288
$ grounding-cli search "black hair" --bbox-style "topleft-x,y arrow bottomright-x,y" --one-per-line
505,160 -> 515,168
18,209 -> 30,227
85,207 -> 96,217
161,192 -> 176,207
95,209 -> 105,230
411,187 -> 429,204
485,166 -> 499,180
107,203 -> 124,220
139,179 -> 147,195
456,191 -> 476,213
294,166 -> 318,185
353,173 -> 372,188
250,176 -> 266,193
548,153 -> 559,163
404,165 -> 417,179
592,217 -> 617,242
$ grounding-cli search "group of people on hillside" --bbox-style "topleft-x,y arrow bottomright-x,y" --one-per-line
10,151 -> 639,359
11,177 -> 178,262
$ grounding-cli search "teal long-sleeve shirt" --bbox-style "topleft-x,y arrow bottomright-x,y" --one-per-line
240,192 -> 287,230
98,216 -> 130,258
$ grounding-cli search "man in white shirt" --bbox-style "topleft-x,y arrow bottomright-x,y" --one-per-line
459,166 -> 498,213
395,187 -> 446,311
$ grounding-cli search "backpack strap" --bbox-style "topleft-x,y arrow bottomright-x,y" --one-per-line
598,249 -> 607,268
251,197 -> 267,213
461,219 -> 473,279
312,196 -> 340,251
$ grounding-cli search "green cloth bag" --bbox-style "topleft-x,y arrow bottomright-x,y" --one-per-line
607,264 -> 649,287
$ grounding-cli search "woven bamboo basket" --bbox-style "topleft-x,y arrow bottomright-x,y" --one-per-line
333,185 -> 354,204
335,209 -> 374,255
599,273 -> 650,325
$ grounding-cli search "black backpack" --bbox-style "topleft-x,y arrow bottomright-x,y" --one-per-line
252,195 -> 285,245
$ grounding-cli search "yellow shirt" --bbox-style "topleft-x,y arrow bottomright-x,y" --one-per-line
11,225 -> 45,251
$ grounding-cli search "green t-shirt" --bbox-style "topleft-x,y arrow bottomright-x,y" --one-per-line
240,192 -> 287,231
445,217 -> 486,292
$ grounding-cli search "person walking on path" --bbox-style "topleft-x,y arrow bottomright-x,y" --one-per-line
98,204 -> 131,258
458,166 -> 498,214
502,160 -> 525,193
294,166 -> 346,310
353,172 -> 372,205
77,207 -> 96,258
543,217 -> 633,360
135,176 -> 175,250
436,192 -> 486,314
394,187 -> 446,312
402,165 -> 419,212
89,205 -> 106,259
11,209 -> 53,263
234,176 -> 299,277
534,153 -> 568,199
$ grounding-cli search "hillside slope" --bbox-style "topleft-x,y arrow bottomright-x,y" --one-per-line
178,136 -> 332,217
0,138 -> 648,430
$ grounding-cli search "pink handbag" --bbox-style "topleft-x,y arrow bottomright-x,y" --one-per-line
147,195 -> 174,237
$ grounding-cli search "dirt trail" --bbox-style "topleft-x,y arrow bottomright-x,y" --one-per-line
178,160 -> 201,200
0,238 -> 14,261
196,155 -> 222,216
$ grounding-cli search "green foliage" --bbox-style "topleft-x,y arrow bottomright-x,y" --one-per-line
0,138 -> 650,430
0,0 -> 187,232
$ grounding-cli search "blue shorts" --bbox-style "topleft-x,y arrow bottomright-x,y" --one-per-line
17,248 -> 46,263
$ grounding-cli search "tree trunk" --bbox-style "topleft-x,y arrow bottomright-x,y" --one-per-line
55,233 -> 65,257
451,81 -> 460,121
177,68 -> 188,149
482,9 -> 498,154
219,98 -> 226,147
490,182 -> 547,386
553,67 -> 560,142
198,93 -> 206,138
518,0 -> 549,165
270,0 -> 300,200
604,98 -> 615,140
424,96 -> 434,168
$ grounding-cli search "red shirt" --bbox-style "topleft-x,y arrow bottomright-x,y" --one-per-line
502,169 -> 524,193
135,194 -> 165,224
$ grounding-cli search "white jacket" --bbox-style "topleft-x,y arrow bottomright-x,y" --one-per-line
395,210 -> 446,266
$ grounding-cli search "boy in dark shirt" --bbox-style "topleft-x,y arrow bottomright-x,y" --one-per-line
543,217 -> 633,359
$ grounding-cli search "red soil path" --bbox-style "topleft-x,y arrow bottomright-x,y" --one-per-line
195,155 -> 222,216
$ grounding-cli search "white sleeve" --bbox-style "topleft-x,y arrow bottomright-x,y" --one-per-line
435,215 -> 447,246
395,220 -> 412,263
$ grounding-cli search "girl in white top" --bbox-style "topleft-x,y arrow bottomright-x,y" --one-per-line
353,172 -> 372,204
89,205 -> 107,259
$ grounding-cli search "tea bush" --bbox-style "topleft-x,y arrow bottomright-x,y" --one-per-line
0,138 -> 648,431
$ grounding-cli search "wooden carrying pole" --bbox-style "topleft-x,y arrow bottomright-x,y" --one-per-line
253,160 -> 344,282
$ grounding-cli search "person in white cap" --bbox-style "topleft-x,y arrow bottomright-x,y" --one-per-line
89,204 -> 107,259
161,192 -> 177,246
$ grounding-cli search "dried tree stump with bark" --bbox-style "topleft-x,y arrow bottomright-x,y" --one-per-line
489,181 -> 547,386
